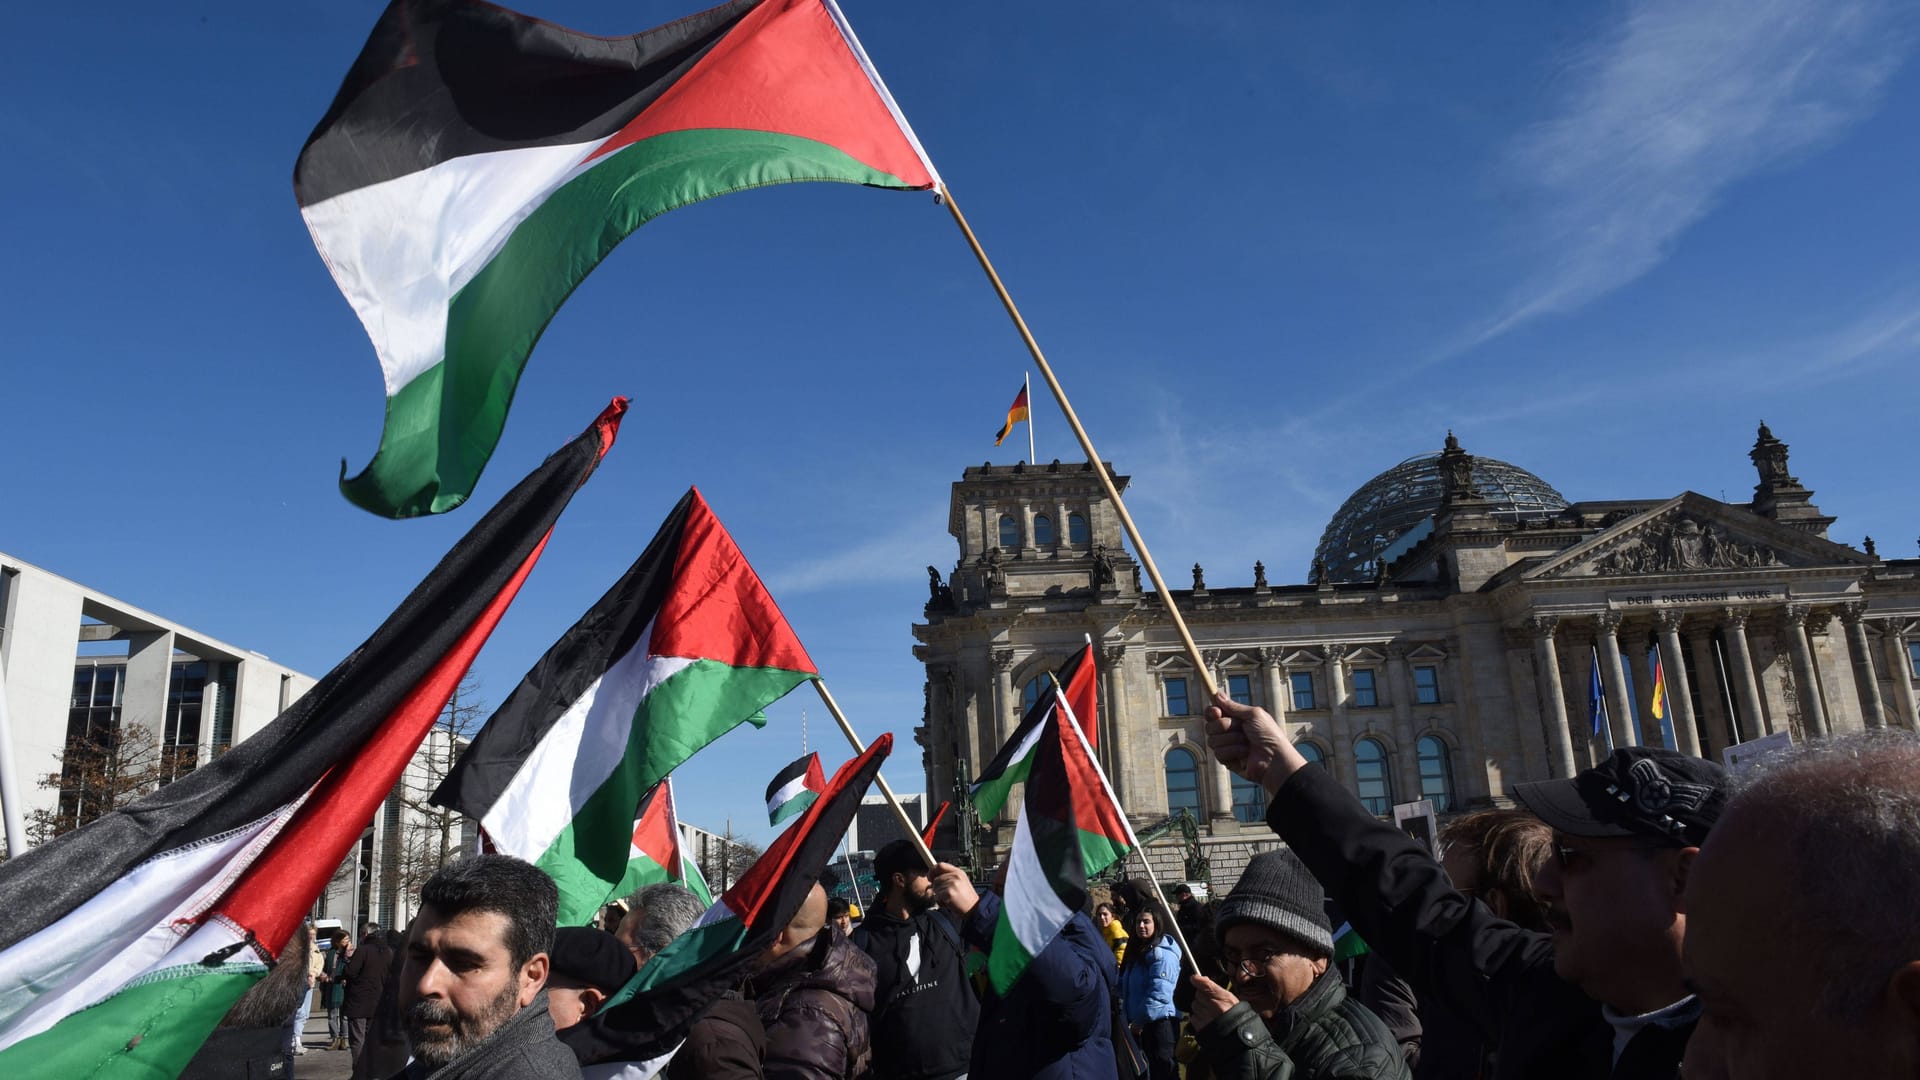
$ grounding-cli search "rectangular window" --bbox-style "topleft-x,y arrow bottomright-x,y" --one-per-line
1414,665 -> 1440,705
1910,641 -> 1920,679
1165,677 -> 1189,716
1289,671 -> 1317,710
1352,669 -> 1378,708
1227,674 -> 1252,706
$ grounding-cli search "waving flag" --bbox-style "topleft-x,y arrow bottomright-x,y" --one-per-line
433,487 -> 816,924
0,400 -> 624,1078
1589,647 -> 1610,744
766,752 -> 825,827
988,692 -> 1135,994
993,383 -> 1030,446
561,735 -> 892,1070
972,641 -> 1098,820
297,0 -> 941,517
615,778 -> 713,908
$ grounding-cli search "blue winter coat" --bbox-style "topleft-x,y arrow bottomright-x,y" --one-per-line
964,892 -> 1119,1080
1120,933 -> 1181,1024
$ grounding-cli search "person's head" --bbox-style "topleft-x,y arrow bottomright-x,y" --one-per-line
328,928 -> 350,950
1214,849 -> 1334,1017
361,921 -> 381,944
545,927 -> 638,1032
761,883 -> 830,967
874,839 -> 936,915
1438,808 -> 1556,930
1095,902 -> 1117,928
401,855 -> 557,1069
1173,884 -> 1193,903
1515,747 -> 1727,1013
827,896 -> 853,936
613,882 -> 704,966
1684,733 -> 1920,1080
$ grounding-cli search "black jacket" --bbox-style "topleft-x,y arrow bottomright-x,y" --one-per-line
962,893 -> 1118,1080
852,905 -> 978,1080
343,936 -> 395,1019
748,930 -> 877,1080
1197,968 -> 1411,1080
1267,765 -> 1695,1080
667,993 -> 765,1080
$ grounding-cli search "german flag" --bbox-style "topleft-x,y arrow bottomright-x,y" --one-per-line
994,384 -> 1030,446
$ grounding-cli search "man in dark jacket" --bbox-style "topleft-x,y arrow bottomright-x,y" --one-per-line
392,854 -> 582,1080
747,882 -> 877,1080
1206,692 -> 1728,1080
852,839 -> 978,1080
1188,849 -> 1409,1080
344,925 -> 396,1080
931,862 -> 1120,1080
667,991 -> 766,1080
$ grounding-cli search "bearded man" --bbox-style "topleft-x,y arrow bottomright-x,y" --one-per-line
395,855 -> 581,1080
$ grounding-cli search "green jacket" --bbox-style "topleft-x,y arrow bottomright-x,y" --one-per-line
1199,969 -> 1410,1080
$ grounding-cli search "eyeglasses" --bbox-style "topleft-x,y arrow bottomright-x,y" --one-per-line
1219,945 -> 1286,976
1551,839 -> 1668,871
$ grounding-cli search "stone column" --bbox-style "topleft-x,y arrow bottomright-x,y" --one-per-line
1201,650 -> 1236,823
1100,645 -> 1129,806
1687,628 -> 1731,756
1594,613 -> 1638,748
926,665 -> 955,806
1840,604 -> 1887,729
1720,609 -> 1769,737
1655,612 -> 1702,757
123,630 -> 178,769
1883,621 -> 1919,731
1627,633 -> 1657,746
1530,617 -> 1577,779
1054,500 -> 1071,550
1385,645 -> 1420,798
1258,647 -> 1288,726
1782,604 -> 1830,737
1325,644 -> 1358,787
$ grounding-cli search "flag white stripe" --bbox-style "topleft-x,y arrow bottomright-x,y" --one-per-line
482,621 -> 695,859
1002,806 -> 1074,958
300,137 -> 610,396
0,806 -> 295,1049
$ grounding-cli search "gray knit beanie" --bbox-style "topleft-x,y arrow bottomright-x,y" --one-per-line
1215,848 -> 1334,957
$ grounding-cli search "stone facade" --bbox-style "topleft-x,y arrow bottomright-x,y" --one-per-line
911,430 -> 1920,893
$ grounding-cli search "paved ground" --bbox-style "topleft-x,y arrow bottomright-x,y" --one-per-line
289,1015 -> 355,1080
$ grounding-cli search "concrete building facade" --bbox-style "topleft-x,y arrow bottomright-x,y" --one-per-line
912,427 -> 1920,889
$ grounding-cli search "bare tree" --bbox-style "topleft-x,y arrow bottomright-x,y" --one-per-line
27,722 -> 188,845
696,826 -> 763,895
388,672 -> 486,911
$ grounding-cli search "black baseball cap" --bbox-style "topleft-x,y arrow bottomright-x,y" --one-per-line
874,839 -> 929,884
549,927 -> 637,993
1514,747 -> 1729,848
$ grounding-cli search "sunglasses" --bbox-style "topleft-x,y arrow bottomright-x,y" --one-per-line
1551,838 -> 1668,871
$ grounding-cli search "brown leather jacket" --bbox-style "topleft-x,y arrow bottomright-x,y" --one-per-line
748,930 -> 877,1080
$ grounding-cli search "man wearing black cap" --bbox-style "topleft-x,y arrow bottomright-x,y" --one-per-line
546,927 -> 636,1032
1205,691 -> 1729,1079
851,839 -> 978,1080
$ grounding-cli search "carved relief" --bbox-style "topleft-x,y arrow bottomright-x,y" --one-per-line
1528,615 -> 1560,637
991,647 -> 1016,673
1553,512 -> 1786,578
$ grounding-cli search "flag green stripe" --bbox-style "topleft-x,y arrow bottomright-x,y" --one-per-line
769,789 -> 818,826
624,915 -> 745,999
341,127 -> 920,517
536,659 -> 810,924
970,753 -> 1033,821
1078,826 -> 1131,880
0,965 -> 260,1078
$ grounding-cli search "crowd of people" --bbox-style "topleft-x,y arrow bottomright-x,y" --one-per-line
193,707 -> 1920,1079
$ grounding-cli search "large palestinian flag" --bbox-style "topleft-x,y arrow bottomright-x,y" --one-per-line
561,736 -> 891,1070
988,691 -> 1135,994
433,487 -> 816,925
972,641 -> 1098,820
296,0 -> 942,518
0,400 -> 624,1078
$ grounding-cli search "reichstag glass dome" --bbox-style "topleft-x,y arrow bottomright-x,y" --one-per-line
1311,450 -> 1568,581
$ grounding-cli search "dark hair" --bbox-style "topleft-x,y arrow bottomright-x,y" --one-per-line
1440,808 -> 1554,930
419,854 -> 557,969
827,896 -> 851,918
1120,896 -> 1171,974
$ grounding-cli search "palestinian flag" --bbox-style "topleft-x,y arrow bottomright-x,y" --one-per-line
921,800 -> 950,848
972,641 -> 1098,820
560,735 -> 892,1069
433,487 -> 816,925
766,752 -> 824,826
297,0 -> 941,518
994,383 -> 1030,446
614,778 -> 713,908
988,692 -> 1135,994
0,400 -> 623,1076
1332,921 -> 1370,964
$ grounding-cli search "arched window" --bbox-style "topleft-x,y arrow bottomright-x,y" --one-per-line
1022,675 -> 1044,713
1355,738 -> 1393,816
1418,735 -> 1453,812
1298,742 -> 1328,769
1068,513 -> 1090,545
998,515 -> 1020,549
1034,514 -> 1054,546
1164,748 -> 1200,820
1231,773 -> 1267,823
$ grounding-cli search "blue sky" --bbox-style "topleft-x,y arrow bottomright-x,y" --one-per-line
3,0 -> 1916,844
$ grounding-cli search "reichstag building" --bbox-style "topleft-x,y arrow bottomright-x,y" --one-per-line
912,426 -> 1920,879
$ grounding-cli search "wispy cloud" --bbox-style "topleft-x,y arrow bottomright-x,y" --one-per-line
762,506 -> 951,595
1473,0 -> 1913,344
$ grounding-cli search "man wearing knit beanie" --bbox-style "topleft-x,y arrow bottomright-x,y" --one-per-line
1187,849 -> 1408,1079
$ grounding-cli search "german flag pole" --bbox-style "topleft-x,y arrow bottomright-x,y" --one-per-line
943,188 -> 1219,697
1025,370 -> 1036,465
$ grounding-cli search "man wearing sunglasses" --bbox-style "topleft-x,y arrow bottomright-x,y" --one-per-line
1206,691 -> 1729,1080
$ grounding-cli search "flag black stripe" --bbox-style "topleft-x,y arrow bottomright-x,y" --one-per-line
971,646 -> 1088,787
764,752 -> 817,805
295,0 -> 762,206
430,489 -> 696,818
0,407 -> 616,953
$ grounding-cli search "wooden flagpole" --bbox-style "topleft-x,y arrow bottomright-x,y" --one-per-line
812,677 -> 939,869
942,188 -> 1217,699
